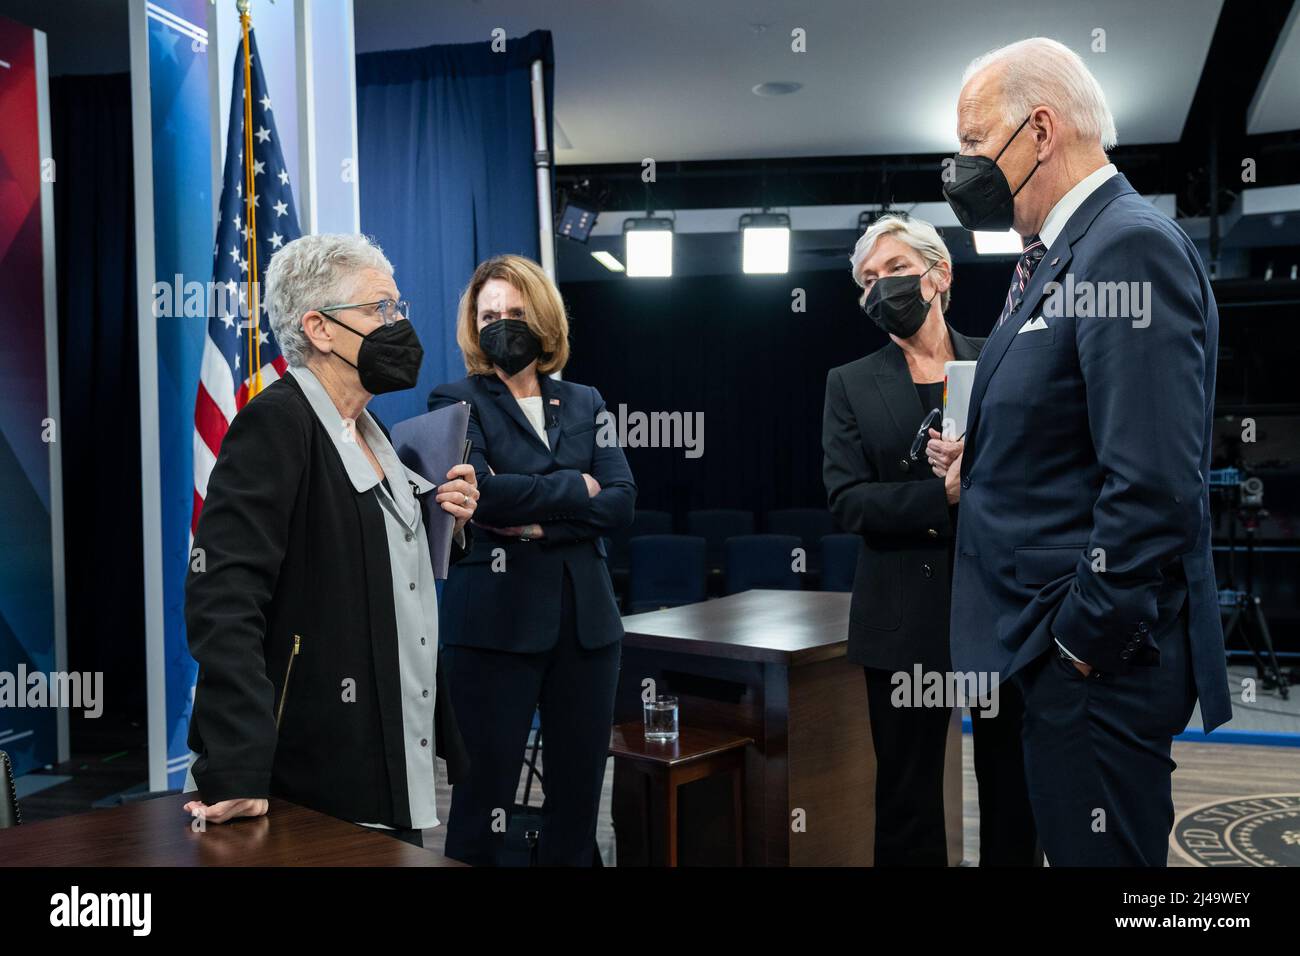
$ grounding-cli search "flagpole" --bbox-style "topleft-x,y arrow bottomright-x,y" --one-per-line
238,0 -> 263,397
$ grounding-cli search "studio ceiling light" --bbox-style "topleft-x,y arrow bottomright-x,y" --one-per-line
741,212 -> 791,274
623,217 -> 674,277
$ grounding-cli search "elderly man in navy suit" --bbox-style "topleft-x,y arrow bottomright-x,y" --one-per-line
938,37 -> 1230,866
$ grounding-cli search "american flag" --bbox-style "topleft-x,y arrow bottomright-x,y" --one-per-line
192,27 -> 300,533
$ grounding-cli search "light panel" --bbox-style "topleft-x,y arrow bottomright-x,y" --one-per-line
973,230 -> 1024,255
623,218 -> 674,277
742,226 -> 790,274
590,250 -> 625,272
740,212 -> 791,274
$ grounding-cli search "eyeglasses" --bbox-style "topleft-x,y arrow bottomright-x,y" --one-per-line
909,407 -> 943,462
319,298 -> 411,326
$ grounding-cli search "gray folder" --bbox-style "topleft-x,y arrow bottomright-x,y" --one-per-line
942,360 -> 978,441
392,401 -> 471,579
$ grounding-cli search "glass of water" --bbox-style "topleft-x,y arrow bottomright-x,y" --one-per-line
643,695 -> 679,742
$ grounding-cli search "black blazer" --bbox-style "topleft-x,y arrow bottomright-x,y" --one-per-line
822,324 -> 983,672
185,373 -> 469,829
428,373 -> 636,653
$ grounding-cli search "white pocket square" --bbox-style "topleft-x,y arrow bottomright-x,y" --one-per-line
1017,315 -> 1049,334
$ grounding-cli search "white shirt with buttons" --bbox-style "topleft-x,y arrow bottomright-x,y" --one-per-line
290,364 -> 443,829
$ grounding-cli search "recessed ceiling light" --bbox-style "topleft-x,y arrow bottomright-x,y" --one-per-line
752,81 -> 802,98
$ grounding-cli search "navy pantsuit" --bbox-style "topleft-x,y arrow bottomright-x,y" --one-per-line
440,567 -> 621,866
429,372 -> 636,865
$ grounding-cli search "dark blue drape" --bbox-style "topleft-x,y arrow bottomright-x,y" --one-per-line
356,30 -> 554,426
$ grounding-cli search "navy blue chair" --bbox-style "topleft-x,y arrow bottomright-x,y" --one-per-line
763,509 -> 837,570
722,534 -> 803,595
607,509 -> 674,574
626,535 -> 708,613
820,534 -> 863,592
687,509 -> 755,573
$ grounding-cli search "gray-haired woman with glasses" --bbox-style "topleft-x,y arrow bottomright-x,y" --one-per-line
184,233 -> 477,848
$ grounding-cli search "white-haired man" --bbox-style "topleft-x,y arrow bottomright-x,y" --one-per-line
942,38 -> 1229,866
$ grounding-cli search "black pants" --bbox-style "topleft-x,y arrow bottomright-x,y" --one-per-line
1016,605 -> 1196,866
379,827 -> 424,848
969,677 -> 1042,866
442,568 -> 621,866
864,666 -> 1040,866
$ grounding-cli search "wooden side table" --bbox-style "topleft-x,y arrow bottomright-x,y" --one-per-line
609,722 -> 751,866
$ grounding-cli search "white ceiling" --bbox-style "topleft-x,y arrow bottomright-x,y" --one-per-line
354,0 -> 1226,165
1248,0 -> 1300,134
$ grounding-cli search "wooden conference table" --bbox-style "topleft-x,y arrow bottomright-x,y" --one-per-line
612,589 -> 964,866
0,795 -> 463,866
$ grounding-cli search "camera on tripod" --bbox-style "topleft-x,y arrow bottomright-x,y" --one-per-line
1210,467 -> 1264,511
1210,465 -> 1289,698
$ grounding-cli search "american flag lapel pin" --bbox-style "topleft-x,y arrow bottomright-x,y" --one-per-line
549,398 -> 560,406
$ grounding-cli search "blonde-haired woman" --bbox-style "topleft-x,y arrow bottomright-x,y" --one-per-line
428,254 -> 635,866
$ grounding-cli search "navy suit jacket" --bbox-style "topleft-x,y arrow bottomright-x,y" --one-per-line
950,173 -> 1231,731
428,372 -> 636,652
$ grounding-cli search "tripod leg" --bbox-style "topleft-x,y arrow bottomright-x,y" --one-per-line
1221,606 -> 1260,679
1249,597 -> 1289,700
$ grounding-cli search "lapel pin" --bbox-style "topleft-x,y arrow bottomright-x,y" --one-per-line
1050,256 -> 1059,266
549,398 -> 560,405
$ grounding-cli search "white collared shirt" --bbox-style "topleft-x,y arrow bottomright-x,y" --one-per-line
1034,162 -> 1117,668
1037,162 -> 1117,250
515,395 -> 550,448
288,364 -> 442,830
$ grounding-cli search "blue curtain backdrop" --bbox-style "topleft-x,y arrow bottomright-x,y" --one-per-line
356,30 -> 554,427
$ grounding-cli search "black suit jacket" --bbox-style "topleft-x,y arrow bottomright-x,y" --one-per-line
185,373 -> 469,828
822,324 -> 983,672
428,373 -> 636,652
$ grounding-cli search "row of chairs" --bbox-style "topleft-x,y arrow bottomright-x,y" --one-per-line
621,533 -> 864,613
607,508 -> 841,574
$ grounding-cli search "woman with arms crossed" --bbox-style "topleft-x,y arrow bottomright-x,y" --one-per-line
429,255 -> 636,866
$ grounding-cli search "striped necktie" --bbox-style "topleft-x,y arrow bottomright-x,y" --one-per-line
996,235 -> 1046,328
